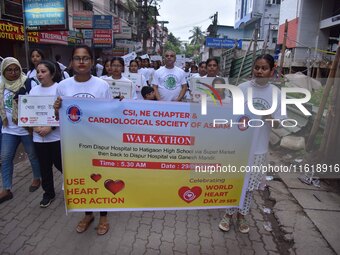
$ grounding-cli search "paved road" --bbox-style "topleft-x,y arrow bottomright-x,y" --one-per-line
0,159 -> 283,255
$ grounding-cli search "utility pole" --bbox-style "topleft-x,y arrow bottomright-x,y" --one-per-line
136,0 -> 143,42
209,12 -> 218,58
252,23 -> 259,68
278,19 -> 288,79
142,0 -> 148,54
153,3 -> 157,54
158,20 -> 169,56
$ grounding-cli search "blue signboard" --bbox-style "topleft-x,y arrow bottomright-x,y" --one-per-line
205,37 -> 242,49
24,0 -> 67,30
93,15 -> 113,29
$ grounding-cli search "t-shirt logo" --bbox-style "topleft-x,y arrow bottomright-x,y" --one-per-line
253,98 -> 270,110
164,75 -> 177,90
4,91 -> 13,113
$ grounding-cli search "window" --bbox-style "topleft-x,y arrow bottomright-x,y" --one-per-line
2,0 -> 22,20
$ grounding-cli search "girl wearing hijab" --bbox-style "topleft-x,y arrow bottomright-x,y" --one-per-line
0,57 -> 41,204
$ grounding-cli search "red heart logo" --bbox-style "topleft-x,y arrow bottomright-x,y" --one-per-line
104,179 -> 125,195
178,186 -> 202,203
90,174 -> 101,182
21,117 -> 28,123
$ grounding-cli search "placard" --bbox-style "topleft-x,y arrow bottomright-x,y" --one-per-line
18,95 -> 59,126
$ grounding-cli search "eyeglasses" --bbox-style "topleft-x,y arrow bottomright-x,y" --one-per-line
5,68 -> 20,74
72,56 -> 92,63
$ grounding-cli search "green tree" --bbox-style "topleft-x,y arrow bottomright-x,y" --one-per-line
167,32 -> 181,48
164,41 -> 181,54
185,44 -> 200,58
188,26 -> 204,45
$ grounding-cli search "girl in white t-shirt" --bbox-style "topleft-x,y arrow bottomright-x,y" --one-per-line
99,59 -> 113,79
218,54 -> 283,234
30,60 -> 63,208
106,57 -> 136,99
26,49 -> 45,83
125,60 -> 148,100
54,45 -> 111,235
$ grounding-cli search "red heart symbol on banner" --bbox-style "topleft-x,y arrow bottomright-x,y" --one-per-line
90,174 -> 102,182
21,117 -> 28,123
178,186 -> 202,203
104,179 -> 125,195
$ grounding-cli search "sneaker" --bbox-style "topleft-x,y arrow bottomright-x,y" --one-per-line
237,218 -> 250,233
40,196 -> 55,208
218,214 -> 232,232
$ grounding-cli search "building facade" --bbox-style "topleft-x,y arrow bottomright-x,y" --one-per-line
278,0 -> 340,66
234,0 -> 280,49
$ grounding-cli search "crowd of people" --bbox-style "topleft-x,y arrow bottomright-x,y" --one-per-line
0,45 -> 284,236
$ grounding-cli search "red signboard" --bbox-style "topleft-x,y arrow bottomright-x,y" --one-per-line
113,17 -> 121,33
93,29 -> 112,46
0,20 -> 81,45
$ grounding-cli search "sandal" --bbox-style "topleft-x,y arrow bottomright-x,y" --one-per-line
96,222 -> 110,235
238,218 -> 250,233
218,214 -> 232,232
76,216 -> 94,233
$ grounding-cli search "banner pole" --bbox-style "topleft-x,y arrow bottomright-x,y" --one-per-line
22,0 -> 30,72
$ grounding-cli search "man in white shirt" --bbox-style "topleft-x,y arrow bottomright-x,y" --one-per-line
95,58 -> 104,77
152,50 -> 187,101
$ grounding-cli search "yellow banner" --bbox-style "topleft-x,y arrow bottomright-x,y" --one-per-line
60,98 -> 255,212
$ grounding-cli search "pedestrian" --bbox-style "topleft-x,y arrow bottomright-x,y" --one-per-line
152,50 -> 187,101
205,58 -> 219,77
192,61 -> 207,78
218,54 -> 284,233
30,60 -> 63,208
105,57 -> 136,99
141,86 -> 157,100
54,45 -> 111,235
0,57 -> 41,204
95,58 -> 104,77
126,60 -> 148,99
55,54 -> 67,71
27,48 -> 45,83
100,59 -> 113,79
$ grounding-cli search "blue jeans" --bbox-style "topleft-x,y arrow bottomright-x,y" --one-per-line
1,133 -> 41,190
0,118 -> 2,154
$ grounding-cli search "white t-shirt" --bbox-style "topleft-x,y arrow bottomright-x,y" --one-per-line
29,83 -> 60,143
152,66 -> 187,101
96,63 -> 104,77
58,61 -> 67,71
27,69 -> 36,79
26,69 -> 40,88
57,76 -> 111,99
238,80 -> 285,154
2,89 -> 29,136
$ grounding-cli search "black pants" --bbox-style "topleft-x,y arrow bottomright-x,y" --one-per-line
34,141 -> 62,198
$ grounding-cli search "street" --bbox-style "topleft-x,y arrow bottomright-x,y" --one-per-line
0,150 -> 338,255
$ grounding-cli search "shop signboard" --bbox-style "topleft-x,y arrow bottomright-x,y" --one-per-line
73,11 -> 93,29
93,15 -> 112,29
23,0 -> 68,30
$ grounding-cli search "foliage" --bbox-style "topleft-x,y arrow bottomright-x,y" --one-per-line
185,44 -> 200,58
164,41 -> 181,54
167,32 -> 181,47
188,26 -> 204,45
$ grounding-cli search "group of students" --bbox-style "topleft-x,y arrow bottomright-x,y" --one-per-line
0,44 -> 283,236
